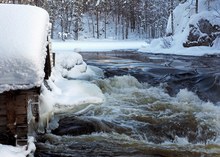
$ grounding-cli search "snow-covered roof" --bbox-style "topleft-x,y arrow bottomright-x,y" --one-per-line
0,4 -> 50,93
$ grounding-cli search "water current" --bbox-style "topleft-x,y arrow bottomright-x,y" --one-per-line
35,51 -> 220,157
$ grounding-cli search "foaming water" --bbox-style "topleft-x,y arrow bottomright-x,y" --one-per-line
36,75 -> 220,156
93,76 -> 220,143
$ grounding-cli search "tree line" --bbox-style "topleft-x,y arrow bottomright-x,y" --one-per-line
1,0 -> 215,40
44,0 -> 179,40
0,0 -> 181,40
27,0 -> 179,40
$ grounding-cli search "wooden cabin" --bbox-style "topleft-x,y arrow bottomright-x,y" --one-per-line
0,4 -> 52,146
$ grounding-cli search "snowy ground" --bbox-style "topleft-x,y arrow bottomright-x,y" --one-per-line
143,0 -> 220,56
52,40 -> 147,52
139,37 -> 220,56
0,137 -> 35,157
52,39 -> 220,56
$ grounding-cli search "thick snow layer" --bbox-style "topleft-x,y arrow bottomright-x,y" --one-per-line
52,40 -> 146,52
0,137 -> 36,157
166,0 -> 220,35
139,37 -> 220,56
140,0 -> 220,56
41,49 -> 105,114
53,39 -> 220,57
0,4 -> 49,93
50,78 -> 104,107
56,52 -> 103,80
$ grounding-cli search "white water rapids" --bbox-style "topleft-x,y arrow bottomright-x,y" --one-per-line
36,74 -> 220,157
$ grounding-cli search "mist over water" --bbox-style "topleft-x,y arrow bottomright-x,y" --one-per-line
35,52 -> 220,157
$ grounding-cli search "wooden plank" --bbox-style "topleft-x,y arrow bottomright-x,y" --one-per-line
15,105 -> 27,115
0,126 -> 7,132
16,126 -> 28,138
0,103 -> 6,108
16,125 -> 28,146
6,100 -> 16,134
0,104 -> 6,116
16,139 -> 27,146
0,116 -> 7,126
0,110 -> 6,116
0,96 -> 6,102
15,95 -> 27,115
16,115 -> 27,125
16,95 -> 27,106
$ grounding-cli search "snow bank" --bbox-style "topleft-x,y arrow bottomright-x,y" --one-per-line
0,4 -> 49,93
41,50 -> 104,113
55,52 -> 104,80
0,137 -> 36,157
166,0 -> 220,36
50,78 -> 104,107
52,40 -> 146,52
213,37 -> 220,49
140,0 -> 220,56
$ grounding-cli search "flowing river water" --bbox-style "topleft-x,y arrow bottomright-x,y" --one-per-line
35,51 -> 220,157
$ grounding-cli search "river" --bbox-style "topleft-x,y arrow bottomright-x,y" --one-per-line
35,51 -> 220,157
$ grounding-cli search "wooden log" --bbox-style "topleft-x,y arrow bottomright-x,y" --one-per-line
0,95 -> 6,102
16,125 -> 28,146
16,114 -> 27,125
0,116 -> 7,126
16,139 -> 27,146
0,126 -> 7,132
16,125 -> 28,138
0,104 -> 6,116
6,96 -> 16,135
16,95 -> 27,105
15,105 -> 27,115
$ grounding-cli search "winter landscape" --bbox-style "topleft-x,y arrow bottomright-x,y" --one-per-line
0,0 -> 220,157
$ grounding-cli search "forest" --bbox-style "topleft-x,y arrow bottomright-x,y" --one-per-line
41,0 -> 181,40
0,0 -> 214,40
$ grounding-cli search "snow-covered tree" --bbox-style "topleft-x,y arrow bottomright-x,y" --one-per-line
0,0 -> 181,40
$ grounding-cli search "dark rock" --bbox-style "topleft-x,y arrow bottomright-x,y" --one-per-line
52,117 -> 98,136
199,19 -> 213,34
52,116 -> 132,136
183,18 -> 220,47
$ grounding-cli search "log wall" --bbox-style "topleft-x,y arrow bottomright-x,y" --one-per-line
0,88 -> 40,146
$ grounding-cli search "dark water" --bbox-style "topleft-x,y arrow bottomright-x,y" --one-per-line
35,51 -> 220,157
82,51 -> 220,103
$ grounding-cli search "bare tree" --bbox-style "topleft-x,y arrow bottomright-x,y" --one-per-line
44,0 -> 179,40
195,0 -> 198,13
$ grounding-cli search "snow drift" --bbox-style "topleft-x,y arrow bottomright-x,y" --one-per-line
140,0 -> 220,56
166,0 -> 220,47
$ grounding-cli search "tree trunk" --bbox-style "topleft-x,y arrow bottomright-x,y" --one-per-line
61,19 -> 65,41
51,21 -> 54,39
195,0 -> 198,13
96,8 -> 99,39
126,20 -> 129,39
170,0 -> 174,35
90,14 -> 95,38
74,18 -> 79,40
207,0 -> 211,11
104,12 -> 107,39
